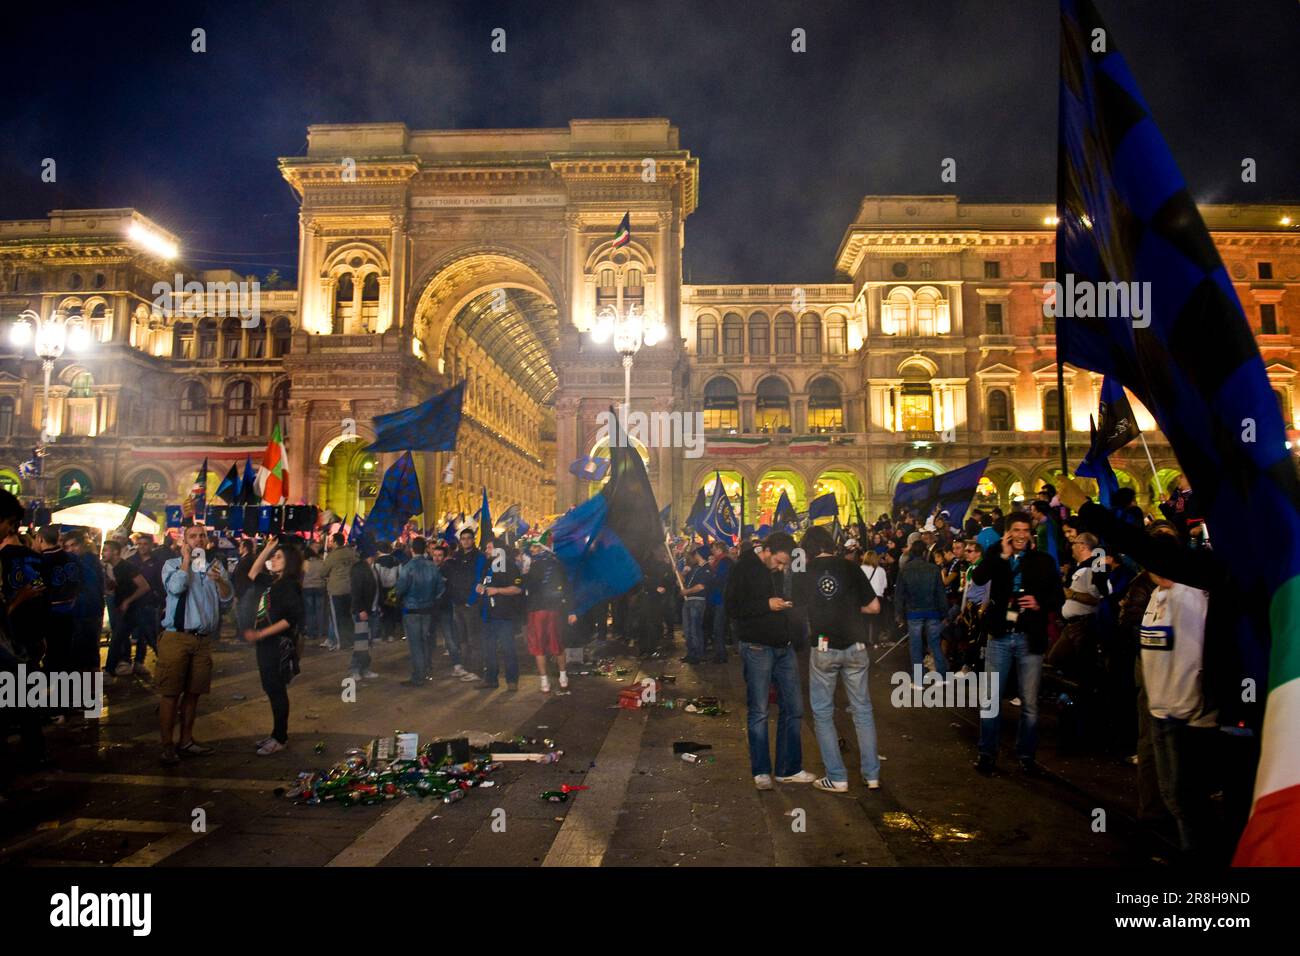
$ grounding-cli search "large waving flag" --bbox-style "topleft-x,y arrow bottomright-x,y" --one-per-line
569,455 -> 610,482
685,487 -> 707,537
807,491 -> 838,522
347,513 -> 365,546
367,381 -> 465,452
892,458 -> 989,526
365,451 -> 423,546
1057,0 -> 1300,865
773,490 -> 799,531
701,473 -> 738,544
256,424 -> 288,505
550,408 -> 669,615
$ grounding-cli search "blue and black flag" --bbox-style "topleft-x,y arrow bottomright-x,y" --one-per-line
215,464 -> 240,505
685,487 -> 707,537
551,408 -> 669,615
701,473 -> 738,544
1075,376 -> 1138,506
365,451 -> 423,545
892,458 -> 988,526
773,489 -> 799,531
367,382 -> 465,452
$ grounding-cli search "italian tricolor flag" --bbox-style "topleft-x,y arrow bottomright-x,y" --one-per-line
1233,576 -> 1300,865
789,434 -> 832,454
705,435 -> 771,456
256,423 -> 289,505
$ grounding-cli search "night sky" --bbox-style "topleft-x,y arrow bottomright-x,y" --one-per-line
2,0 -> 1296,284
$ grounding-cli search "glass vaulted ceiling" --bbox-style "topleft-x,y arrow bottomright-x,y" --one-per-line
454,288 -> 559,406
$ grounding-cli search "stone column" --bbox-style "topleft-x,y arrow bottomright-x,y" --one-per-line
554,397 -> 580,511
289,399 -> 311,504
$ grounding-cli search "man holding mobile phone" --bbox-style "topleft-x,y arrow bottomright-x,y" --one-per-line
157,521 -> 233,766
968,511 -> 1063,776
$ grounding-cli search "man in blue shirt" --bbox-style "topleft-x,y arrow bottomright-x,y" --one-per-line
157,522 -> 233,766
394,536 -> 445,685
679,547 -> 713,664
706,541 -> 732,663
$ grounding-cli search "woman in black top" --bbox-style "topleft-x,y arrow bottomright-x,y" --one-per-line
242,537 -> 304,755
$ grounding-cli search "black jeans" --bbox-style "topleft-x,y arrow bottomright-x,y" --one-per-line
255,636 -> 290,744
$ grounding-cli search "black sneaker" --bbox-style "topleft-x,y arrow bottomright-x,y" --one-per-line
973,755 -> 996,775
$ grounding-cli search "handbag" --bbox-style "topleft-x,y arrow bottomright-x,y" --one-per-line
278,631 -> 301,685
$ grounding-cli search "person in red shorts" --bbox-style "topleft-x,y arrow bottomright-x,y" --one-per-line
522,538 -> 575,693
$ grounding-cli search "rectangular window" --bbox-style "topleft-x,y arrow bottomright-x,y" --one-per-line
1040,262 -> 1055,279
919,262 -> 933,278
775,322 -> 795,355
826,322 -> 846,354
1258,262 -> 1274,280
723,323 -> 744,356
800,323 -> 821,354
749,323 -> 769,356
1260,303 -> 1278,335
899,389 -> 934,432
986,302 -> 1004,334
984,260 -> 1001,279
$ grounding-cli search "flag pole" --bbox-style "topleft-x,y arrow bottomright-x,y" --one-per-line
1139,432 -> 1163,499
1056,358 -> 1069,475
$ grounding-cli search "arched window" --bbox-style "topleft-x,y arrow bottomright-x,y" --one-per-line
756,377 -> 791,433
722,313 -> 744,357
883,288 -> 910,335
221,318 -> 242,359
180,382 -> 207,433
225,381 -> 256,438
696,316 -> 717,357
914,289 -> 937,336
173,321 -> 194,359
748,313 -> 770,357
626,267 -> 643,289
272,316 -> 292,357
0,397 -> 13,437
987,389 -> 1011,431
599,268 -> 615,289
807,376 -> 843,432
703,377 -> 740,432
774,313 -> 795,355
900,363 -> 933,431
1043,389 -> 1064,432
70,372 -> 94,398
198,318 -> 217,359
89,301 -> 110,342
800,314 -> 822,355
333,273 -> 354,334
825,315 -> 847,354
273,381 -> 291,438
361,273 -> 380,330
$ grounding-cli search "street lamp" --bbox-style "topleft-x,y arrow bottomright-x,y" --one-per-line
589,301 -> 667,415
10,308 -> 90,448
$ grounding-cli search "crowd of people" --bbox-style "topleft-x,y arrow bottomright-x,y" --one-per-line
0,472 -> 1242,862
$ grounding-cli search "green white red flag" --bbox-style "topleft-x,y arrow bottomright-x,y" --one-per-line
256,424 -> 289,505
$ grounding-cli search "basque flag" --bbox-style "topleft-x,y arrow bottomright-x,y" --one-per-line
1056,0 -> 1300,864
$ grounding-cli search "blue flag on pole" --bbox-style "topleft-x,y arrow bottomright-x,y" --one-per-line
773,490 -> 799,531
892,458 -> 988,526
685,487 -> 707,538
1075,377 -> 1135,508
240,456 -> 259,506
701,473 -> 738,544
568,455 -> 610,482
366,382 -> 465,452
347,513 -> 365,545
807,492 -> 838,522
364,452 -> 423,545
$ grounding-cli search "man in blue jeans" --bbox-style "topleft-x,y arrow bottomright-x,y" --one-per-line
724,531 -> 816,790
394,537 -> 444,685
968,512 -> 1064,775
475,537 -> 522,690
706,541 -> 732,662
894,539 -> 950,680
679,547 -> 712,664
793,526 -> 883,793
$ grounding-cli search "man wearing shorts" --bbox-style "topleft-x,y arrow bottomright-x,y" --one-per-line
157,522 -> 233,766
522,539 -> 574,693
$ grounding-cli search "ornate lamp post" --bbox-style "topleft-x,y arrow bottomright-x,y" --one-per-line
10,308 -> 90,502
590,300 -> 667,419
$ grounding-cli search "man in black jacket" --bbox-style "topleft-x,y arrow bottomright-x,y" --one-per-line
348,541 -> 380,681
445,528 -> 484,681
970,511 -> 1064,775
725,531 -> 816,790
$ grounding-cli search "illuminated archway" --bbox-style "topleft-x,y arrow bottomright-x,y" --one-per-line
812,468 -> 863,523
756,469 -> 805,526
584,433 -> 651,499
322,439 -> 379,519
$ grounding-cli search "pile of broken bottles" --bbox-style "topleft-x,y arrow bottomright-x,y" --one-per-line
284,733 -> 561,808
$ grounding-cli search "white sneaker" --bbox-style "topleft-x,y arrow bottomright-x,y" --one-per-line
459,671 -> 480,683
775,770 -> 817,784
813,777 -> 849,793
558,672 -> 569,690
113,662 -> 133,677
754,774 -> 774,791
360,670 -> 380,679
540,675 -> 551,693
256,739 -> 286,756
865,779 -> 881,790
1010,697 -> 1022,707
451,664 -> 466,677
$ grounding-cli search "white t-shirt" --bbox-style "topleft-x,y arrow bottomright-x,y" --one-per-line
1140,582 -> 1215,726
1061,565 -> 1100,619
861,564 -> 888,598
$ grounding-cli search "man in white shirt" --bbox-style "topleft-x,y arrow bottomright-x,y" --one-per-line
1140,570 -> 1215,859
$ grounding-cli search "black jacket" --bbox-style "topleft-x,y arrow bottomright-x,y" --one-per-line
969,546 -> 1064,653
724,548 -> 792,647
349,560 -> 378,616
443,548 -> 483,607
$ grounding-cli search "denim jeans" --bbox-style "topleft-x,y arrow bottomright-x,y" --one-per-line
709,604 -> 729,662
403,611 -> 433,681
809,643 -> 881,783
682,600 -> 706,661
349,613 -> 372,674
978,632 -> 1042,760
1150,716 -> 1216,857
303,589 -> 326,639
740,641 -> 803,777
907,616 -> 948,676
438,608 -> 461,666
106,603 -> 158,670
480,616 -> 519,687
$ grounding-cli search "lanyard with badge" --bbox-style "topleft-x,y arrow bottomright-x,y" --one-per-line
1005,552 -> 1025,626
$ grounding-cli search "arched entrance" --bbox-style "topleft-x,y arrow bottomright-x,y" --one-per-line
320,437 -> 378,520
756,468 -> 805,526
812,468 -> 864,523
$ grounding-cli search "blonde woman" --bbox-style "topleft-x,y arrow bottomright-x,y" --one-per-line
861,551 -> 889,646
